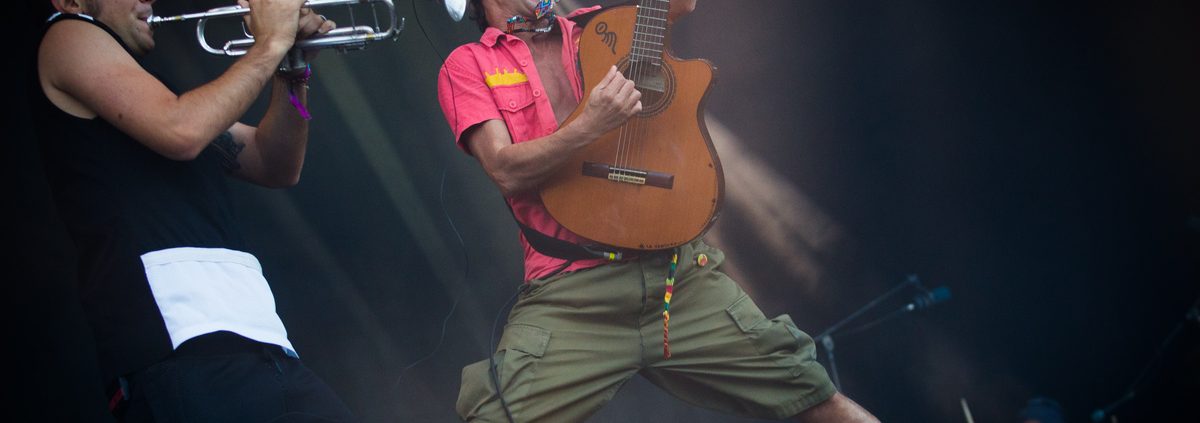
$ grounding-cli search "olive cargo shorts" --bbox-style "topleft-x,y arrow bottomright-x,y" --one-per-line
456,241 -> 836,422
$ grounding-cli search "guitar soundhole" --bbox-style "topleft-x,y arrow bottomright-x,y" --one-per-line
617,56 -> 675,117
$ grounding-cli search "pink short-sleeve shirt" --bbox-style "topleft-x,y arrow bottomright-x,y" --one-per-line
437,7 -> 608,281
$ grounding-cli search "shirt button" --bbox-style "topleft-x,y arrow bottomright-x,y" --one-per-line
509,100 -> 517,108
533,89 -> 542,97
519,60 -> 529,67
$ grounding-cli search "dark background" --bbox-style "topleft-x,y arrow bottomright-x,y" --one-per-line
9,0 -> 1198,422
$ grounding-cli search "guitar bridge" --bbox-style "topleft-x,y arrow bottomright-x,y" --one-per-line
608,169 -> 647,185
582,162 -> 674,189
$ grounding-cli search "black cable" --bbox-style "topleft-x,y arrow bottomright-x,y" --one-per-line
390,168 -> 467,390
384,0 -> 467,412
1090,320 -> 1184,422
400,3 -> 516,422
488,288 -> 522,423
1091,298 -> 1200,421
414,0 -> 449,63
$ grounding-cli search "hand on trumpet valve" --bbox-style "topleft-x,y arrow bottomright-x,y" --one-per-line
297,8 -> 337,40
238,0 -> 337,53
236,0 -> 306,52
297,7 -> 337,61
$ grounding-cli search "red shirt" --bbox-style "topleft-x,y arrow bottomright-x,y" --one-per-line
437,6 -> 607,281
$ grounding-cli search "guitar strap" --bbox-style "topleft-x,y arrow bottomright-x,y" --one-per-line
505,203 -> 625,262
507,204 -> 681,360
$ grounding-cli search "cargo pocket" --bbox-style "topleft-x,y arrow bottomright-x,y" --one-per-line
725,294 -> 810,377
456,324 -> 551,421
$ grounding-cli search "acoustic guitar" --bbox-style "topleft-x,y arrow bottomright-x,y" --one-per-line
540,0 -> 723,251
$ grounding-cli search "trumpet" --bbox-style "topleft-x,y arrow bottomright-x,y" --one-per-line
148,0 -> 404,74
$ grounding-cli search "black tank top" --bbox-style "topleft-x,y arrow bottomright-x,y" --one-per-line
33,13 -> 248,385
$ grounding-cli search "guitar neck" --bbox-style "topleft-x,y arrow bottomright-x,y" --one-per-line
631,0 -> 670,66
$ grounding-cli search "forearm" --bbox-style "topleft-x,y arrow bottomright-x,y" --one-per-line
247,75 -> 309,187
166,41 -> 290,158
467,64 -> 643,197
486,123 -> 595,196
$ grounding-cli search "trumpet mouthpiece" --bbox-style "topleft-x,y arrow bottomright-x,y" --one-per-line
146,15 -> 173,26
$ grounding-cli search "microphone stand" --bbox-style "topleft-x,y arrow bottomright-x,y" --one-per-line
815,274 -> 922,391
1091,297 -> 1200,422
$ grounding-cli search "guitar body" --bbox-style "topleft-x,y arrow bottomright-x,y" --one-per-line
540,5 -> 723,251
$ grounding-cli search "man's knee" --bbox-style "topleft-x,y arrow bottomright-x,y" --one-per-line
792,392 -> 879,423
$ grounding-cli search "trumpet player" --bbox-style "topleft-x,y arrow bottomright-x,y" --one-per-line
33,0 -> 354,421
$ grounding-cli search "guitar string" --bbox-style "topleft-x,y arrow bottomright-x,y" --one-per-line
610,0 -> 667,197
611,2 -> 642,201
618,1 -> 643,184
617,0 -> 643,183
628,0 -> 659,184
641,0 -> 668,192
613,37 -> 631,185
629,0 -> 650,188
626,0 -> 655,189
632,0 -> 667,196
647,0 -> 669,183
613,2 -> 638,186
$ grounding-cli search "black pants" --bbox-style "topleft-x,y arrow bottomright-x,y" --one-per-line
116,332 -> 355,423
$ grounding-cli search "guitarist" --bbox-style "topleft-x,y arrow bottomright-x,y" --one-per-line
437,1 -> 878,421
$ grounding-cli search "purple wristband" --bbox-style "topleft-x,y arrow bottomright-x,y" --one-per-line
286,65 -> 312,120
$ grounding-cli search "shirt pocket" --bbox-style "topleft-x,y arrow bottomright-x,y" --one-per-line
491,82 -> 539,139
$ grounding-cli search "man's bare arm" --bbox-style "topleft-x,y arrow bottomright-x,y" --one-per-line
218,7 -> 336,188
38,0 -> 305,161
464,66 -> 641,197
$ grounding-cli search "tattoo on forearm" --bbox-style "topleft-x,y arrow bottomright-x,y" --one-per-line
211,131 -> 244,172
